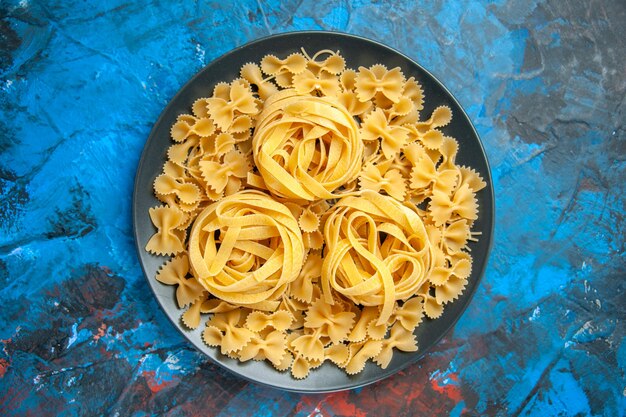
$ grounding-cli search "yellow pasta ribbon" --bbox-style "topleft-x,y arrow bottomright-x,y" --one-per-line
188,190 -> 305,309
252,90 -> 363,201
322,191 -> 433,325
148,48 -> 487,379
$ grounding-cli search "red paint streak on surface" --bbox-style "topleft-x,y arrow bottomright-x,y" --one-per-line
323,391 -> 367,417
0,335 -> 12,380
0,358 -> 9,377
142,370 -> 177,393
93,323 -> 107,340
1,337 -> 13,354
97,344 -> 112,359
384,369 -> 429,405
94,302 -> 123,320
430,373 -> 463,403
351,372 -> 428,415
293,361 -> 467,417
293,395 -> 319,415
296,391 -> 367,417
0,386 -> 28,415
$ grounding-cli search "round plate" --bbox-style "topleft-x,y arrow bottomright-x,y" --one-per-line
133,31 -> 494,393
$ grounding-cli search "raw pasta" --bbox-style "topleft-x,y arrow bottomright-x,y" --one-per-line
321,191 -> 432,325
252,91 -> 363,200
188,190 -> 305,310
146,48 -> 485,379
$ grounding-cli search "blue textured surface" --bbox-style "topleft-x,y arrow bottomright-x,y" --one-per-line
1,1 -> 624,416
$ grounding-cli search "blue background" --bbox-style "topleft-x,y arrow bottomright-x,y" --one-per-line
0,0 -> 624,416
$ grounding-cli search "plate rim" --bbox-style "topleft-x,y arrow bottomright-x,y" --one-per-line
132,30 -> 495,393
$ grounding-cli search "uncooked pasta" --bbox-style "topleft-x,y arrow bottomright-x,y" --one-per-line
146,48 -> 485,379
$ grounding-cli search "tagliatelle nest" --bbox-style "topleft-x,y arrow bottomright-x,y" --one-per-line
252,90 -> 363,200
146,48 -> 485,379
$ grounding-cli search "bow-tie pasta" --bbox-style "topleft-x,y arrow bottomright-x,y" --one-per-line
147,48 -> 485,379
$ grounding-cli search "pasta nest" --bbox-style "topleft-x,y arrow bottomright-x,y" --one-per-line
252,90 -> 363,201
321,190 -> 433,325
188,190 -> 305,310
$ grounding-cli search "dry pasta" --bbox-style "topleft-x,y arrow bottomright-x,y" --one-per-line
146,48 -> 485,379
252,90 -> 363,201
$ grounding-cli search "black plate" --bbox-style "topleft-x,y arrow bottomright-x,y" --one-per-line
133,31 -> 494,393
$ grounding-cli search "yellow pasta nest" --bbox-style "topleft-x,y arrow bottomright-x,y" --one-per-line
253,90 -> 363,200
146,48 -> 486,379
322,191 -> 433,326
188,190 -> 305,310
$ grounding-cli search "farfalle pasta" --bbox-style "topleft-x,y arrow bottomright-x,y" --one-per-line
198,149 -> 249,194
155,254 -> 205,308
355,64 -> 405,103
146,206 -> 185,255
146,48 -> 485,379
358,162 -> 406,201
206,80 -> 258,131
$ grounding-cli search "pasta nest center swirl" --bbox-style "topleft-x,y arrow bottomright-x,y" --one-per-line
252,90 -> 364,201
188,190 -> 305,310
321,190 -> 433,325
